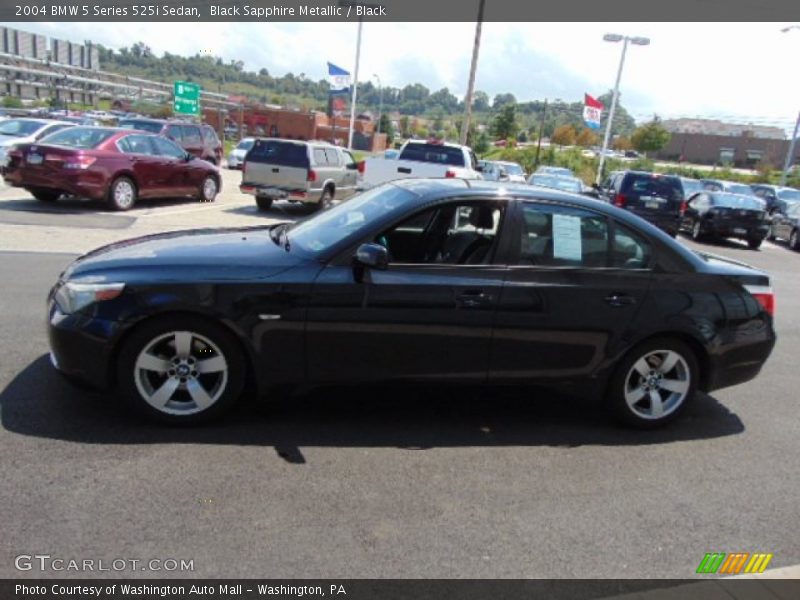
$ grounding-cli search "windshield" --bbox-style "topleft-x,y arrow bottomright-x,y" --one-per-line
713,194 -> 763,210
236,139 -> 254,151
537,166 -> 573,177
500,163 -> 524,175
531,175 -> 582,193
287,185 -> 417,254
727,183 -> 753,195
40,127 -> 115,148
118,120 -> 164,134
0,119 -> 44,137
778,189 -> 800,202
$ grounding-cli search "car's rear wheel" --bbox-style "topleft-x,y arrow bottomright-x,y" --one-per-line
255,196 -> 273,211
790,229 -> 800,251
314,187 -> 333,212
691,220 -> 705,241
117,316 -> 246,424
107,176 -> 137,211
607,338 -> 698,428
747,236 -> 763,250
30,188 -> 61,203
199,176 -> 218,203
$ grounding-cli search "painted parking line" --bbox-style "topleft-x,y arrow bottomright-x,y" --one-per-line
134,200 -> 253,218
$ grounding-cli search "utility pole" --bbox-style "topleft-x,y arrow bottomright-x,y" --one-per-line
347,17 -> 363,150
534,99 -> 548,167
460,0 -> 486,146
780,111 -> 800,186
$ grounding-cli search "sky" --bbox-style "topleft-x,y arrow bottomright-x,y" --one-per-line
15,21 -> 800,132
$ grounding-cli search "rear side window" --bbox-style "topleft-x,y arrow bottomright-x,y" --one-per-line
622,174 -> 683,202
313,148 -> 328,165
399,143 -> 465,167
324,148 -> 340,166
247,140 -> 310,168
117,134 -> 156,155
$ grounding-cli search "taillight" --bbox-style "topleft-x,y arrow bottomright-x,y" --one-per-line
357,160 -> 365,174
746,285 -> 775,317
680,200 -> 687,215
63,156 -> 96,170
445,170 -> 457,178
307,169 -> 317,182
614,193 -> 626,207
242,161 -> 247,174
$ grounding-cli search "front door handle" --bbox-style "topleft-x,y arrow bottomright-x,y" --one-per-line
604,293 -> 637,307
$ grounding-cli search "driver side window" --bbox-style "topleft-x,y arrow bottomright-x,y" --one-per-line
377,202 -> 504,265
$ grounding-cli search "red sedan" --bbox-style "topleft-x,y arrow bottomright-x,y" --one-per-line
2,127 -> 221,211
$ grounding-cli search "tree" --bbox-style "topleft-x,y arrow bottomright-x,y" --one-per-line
491,104 -> 518,140
551,124 -> 577,147
399,115 -> 410,138
631,120 -> 671,155
575,128 -> 599,147
612,136 -> 633,151
472,91 -> 490,112
378,114 -> 395,144
492,93 -> 517,109
474,132 -> 490,155
2,96 -> 23,108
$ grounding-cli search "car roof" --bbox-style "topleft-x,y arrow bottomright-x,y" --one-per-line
709,191 -> 763,201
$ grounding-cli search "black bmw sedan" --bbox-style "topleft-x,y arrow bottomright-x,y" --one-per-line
48,179 -> 776,428
680,191 -> 770,249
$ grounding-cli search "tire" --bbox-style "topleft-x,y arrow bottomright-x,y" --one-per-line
747,237 -> 763,250
790,229 -> 800,252
606,337 -> 699,429
255,196 -> 273,211
30,189 -> 61,203
313,187 -> 334,212
767,223 -> 777,241
107,176 -> 137,211
116,315 -> 246,424
199,175 -> 218,203
691,220 -> 704,242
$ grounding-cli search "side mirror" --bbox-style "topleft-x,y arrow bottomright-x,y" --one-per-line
355,243 -> 389,270
346,162 -> 358,170
184,152 -> 193,162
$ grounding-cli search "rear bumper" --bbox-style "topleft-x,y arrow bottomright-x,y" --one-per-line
704,221 -> 770,240
240,183 -> 313,202
706,334 -> 776,392
3,169 -> 108,200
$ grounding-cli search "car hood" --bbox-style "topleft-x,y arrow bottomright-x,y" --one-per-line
63,226 -> 313,284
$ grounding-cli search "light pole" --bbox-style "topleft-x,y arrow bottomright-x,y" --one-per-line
595,33 -> 650,185
373,73 -> 383,135
780,26 -> 800,185
347,17 -> 363,150
460,0 -> 486,145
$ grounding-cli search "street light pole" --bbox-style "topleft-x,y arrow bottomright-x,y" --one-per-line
347,17 -> 363,150
595,33 -> 650,185
460,0 -> 486,146
373,74 -> 383,135
780,111 -> 800,186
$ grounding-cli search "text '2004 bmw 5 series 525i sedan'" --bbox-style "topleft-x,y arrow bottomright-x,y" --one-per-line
47,179 -> 776,428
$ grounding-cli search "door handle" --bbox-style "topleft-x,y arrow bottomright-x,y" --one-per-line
457,290 -> 490,308
272,168 -> 279,173
604,293 -> 637,307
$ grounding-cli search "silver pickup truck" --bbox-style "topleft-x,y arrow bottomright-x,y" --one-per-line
239,138 -> 360,211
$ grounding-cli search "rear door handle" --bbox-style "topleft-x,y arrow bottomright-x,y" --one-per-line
457,289 -> 491,308
397,167 -> 411,174
272,167 -> 279,173
604,294 -> 637,307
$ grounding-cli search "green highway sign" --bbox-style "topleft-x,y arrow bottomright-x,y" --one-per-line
173,81 -> 200,115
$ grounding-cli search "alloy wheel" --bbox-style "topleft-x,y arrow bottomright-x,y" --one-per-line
114,180 -> 135,209
134,330 -> 228,416
202,177 -> 217,202
623,349 -> 691,420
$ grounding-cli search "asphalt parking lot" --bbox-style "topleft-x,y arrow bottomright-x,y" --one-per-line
0,176 -> 798,579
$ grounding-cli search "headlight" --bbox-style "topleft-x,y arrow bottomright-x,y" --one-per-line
54,281 -> 125,314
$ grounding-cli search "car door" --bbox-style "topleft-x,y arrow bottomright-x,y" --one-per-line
151,136 -> 197,196
337,149 -> 358,199
489,200 -> 653,383
115,134 -> 164,198
305,198 -> 512,384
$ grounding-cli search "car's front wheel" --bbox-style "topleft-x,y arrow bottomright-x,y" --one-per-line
607,338 -> 698,428
117,316 -> 246,424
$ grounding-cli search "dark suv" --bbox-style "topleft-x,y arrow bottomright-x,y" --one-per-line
597,171 -> 684,236
117,118 -> 223,165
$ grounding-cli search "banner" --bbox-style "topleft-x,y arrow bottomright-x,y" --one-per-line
327,62 -> 351,91
583,93 -> 604,130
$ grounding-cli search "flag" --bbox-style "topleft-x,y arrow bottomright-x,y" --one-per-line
327,62 -> 351,92
583,93 -> 604,130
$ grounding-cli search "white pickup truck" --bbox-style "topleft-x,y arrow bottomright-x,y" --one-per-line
358,140 -> 483,189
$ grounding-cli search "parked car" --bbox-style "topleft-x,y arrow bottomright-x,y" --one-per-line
227,137 -> 254,169
0,118 -> 73,164
359,139 -> 483,189
678,177 -> 704,200
528,173 -> 584,194
2,126 -> 221,210
482,160 -> 526,183
680,192 -> 769,249
749,184 -> 800,215
535,165 -> 575,178
767,201 -> 800,250
46,179 -> 775,427
116,118 -> 223,165
239,138 -> 359,211
596,171 -> 684,236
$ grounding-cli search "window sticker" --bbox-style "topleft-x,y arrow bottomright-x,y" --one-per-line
552,214 -> 583,261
